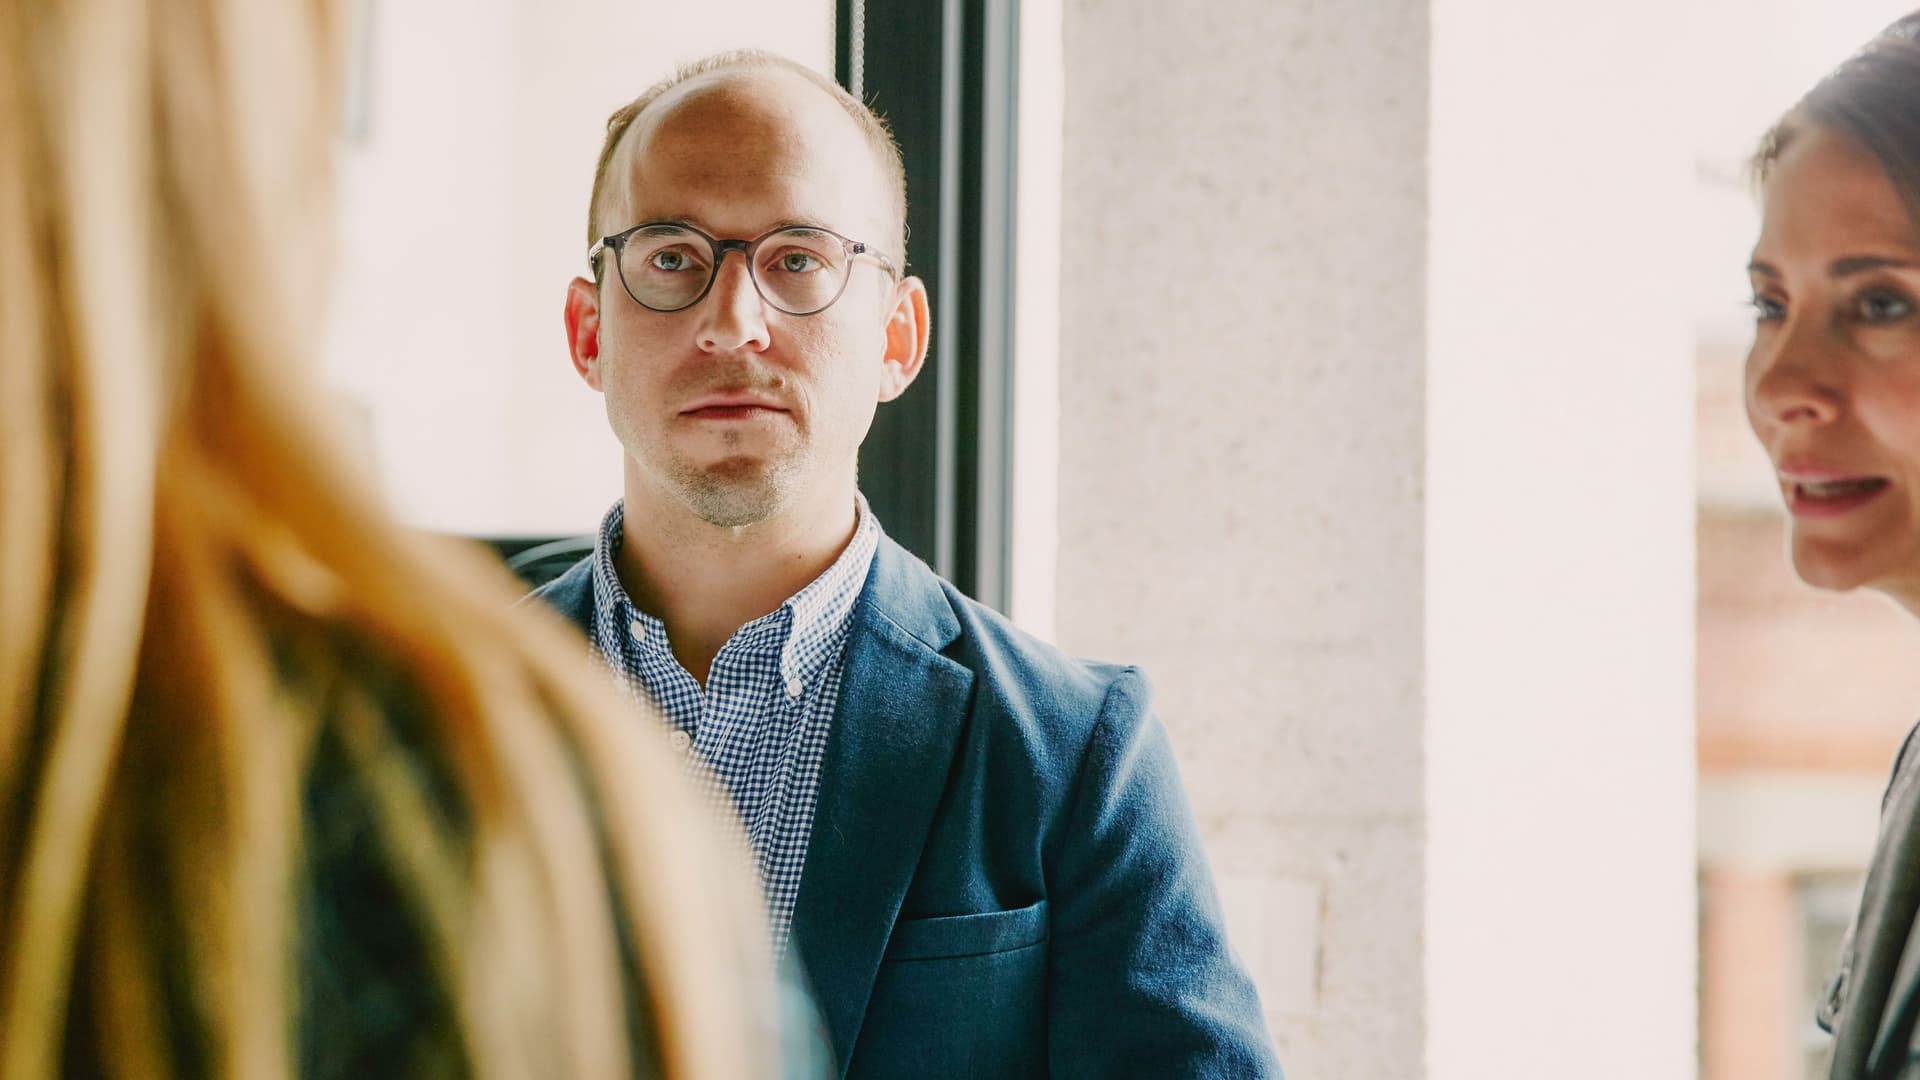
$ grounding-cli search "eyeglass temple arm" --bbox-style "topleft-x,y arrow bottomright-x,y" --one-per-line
851,241 -> 901,279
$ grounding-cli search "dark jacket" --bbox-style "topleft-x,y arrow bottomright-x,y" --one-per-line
529,531 -> 1281,1078
1822,721 -> 1920,1078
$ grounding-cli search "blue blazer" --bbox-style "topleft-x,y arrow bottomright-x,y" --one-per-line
530,533 -> 1281,1078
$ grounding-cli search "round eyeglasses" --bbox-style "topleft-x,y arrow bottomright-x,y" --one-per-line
589,222 -> 899,316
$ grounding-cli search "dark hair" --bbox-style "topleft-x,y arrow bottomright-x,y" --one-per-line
1753,12 -> 1920,228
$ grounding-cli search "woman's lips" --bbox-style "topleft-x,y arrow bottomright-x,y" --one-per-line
1786,475 -> 1891,518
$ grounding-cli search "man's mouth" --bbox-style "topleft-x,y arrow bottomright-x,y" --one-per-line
681,393 -> 787,418
686,403 -> 783,420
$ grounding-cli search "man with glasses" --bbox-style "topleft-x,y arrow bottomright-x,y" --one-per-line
534,50 -> 1279,1078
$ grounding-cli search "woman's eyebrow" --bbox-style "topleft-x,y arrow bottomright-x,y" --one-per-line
1831,254 -> 1920,277
1744,255 -> 1920,278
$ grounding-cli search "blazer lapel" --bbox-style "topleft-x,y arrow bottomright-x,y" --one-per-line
788,538 -> 973,1073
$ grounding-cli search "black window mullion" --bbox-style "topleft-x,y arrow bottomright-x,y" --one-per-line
839,0 -> 1017,612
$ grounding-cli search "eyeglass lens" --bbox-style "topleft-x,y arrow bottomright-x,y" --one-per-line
613,225 -> 855,315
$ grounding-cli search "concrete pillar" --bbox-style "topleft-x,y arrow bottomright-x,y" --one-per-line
1057,2 -> 1429,1074
1054,0 -> 1697,1075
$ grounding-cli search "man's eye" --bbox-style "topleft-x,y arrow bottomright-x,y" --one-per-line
776,252 -> 822,273
1857,289 -> 1915,323
1749,295 -> 1786,322
649,250 -> 693,272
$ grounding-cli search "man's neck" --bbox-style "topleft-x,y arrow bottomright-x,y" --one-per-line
616,469 -> 859,685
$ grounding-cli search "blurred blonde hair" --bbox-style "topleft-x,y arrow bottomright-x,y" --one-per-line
0,0 -> 773,1077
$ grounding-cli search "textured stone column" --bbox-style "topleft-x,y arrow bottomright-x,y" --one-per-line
1055,1 -> 1697,1075
1058,2 -> 1430,1074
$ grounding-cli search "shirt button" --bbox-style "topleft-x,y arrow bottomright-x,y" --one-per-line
785,677 -> 804,699
628,619 -> 644,641
668,730 -> 692,753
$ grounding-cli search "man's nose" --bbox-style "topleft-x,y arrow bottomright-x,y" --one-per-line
695,254 -> 772,354
1747,315 -> 1843,430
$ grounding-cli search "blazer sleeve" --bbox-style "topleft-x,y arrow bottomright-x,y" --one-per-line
1044,668 -> 1284,1078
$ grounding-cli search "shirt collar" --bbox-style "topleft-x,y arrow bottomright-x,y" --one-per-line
590,496 -> 879,681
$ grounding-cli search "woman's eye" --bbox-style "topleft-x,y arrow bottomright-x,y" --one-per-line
1857,289 -> 1915,323
1749,294 -> 1786,322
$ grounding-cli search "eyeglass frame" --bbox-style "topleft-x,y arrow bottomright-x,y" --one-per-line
588,220 -> 901,317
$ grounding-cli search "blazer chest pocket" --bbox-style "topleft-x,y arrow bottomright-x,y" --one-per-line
883,899 -> 1049,961
849,902 -> 1050,1077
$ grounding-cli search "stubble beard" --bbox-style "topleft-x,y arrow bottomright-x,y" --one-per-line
618,361 -> 813,528
666,441 -> 805,528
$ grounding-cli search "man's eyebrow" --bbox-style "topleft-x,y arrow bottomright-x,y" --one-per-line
629,214 -> 701,230
1748,259 -> 1779,278
759,217 -> 844,235
630,215 -> 846,237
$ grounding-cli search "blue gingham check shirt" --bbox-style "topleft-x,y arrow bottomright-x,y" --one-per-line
587,497 -> 878,955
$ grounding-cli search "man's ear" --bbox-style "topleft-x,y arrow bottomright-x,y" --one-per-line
877,275 -> 930,402
565,276 -> 604,390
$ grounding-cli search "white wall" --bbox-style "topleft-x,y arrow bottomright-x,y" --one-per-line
1425,1 -> 1696,1076
324,0 -> 518,533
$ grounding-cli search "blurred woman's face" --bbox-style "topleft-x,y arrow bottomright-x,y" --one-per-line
1746,128 -> 1920,610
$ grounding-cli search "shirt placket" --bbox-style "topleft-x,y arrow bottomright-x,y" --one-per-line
747,667 -> 809,848
620,610 -> 700,750
695,652 -> 748,777
709,633 -> 786,843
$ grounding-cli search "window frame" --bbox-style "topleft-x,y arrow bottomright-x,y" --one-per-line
837,0 -> 1019,611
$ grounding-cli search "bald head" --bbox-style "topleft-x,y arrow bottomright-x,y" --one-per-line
585,53 -> 908,267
